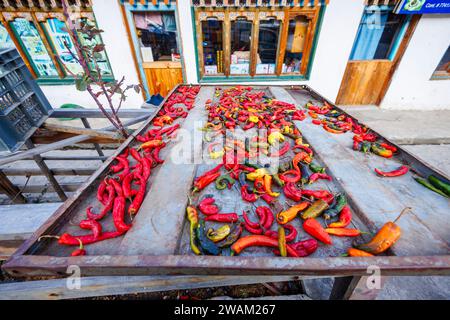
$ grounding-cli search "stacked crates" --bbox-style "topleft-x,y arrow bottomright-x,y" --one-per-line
0,48 -> 52,154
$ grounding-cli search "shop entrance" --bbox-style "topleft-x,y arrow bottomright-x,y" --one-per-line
121,2 -> 183,99
336,6 -> 419,106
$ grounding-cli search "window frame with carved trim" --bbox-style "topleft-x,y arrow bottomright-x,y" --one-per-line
0,9 -> 114,85
193,5 -> 325,82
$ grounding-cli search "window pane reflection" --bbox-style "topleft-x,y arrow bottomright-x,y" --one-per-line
230,19 -> 252,75
256,18 -> 280,75
202,19 -> 224,75
283,16 -> 308,74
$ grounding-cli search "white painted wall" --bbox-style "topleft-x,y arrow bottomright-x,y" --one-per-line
381,14 -> 450,110
175,0 -> 364,102
41,0 -> 144,109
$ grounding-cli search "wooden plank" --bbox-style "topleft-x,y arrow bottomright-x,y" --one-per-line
0,170 -> 26,204
0,168 -> 96,176
42,123 -> 124,142
32,131 -> 121,145
4,254 -> 450,278
0,203 -> 62,241
284,88 -> 450,255
50,108 -> 153,119
6,182 -> 82,194
336,60 -> 393,105
117,87 -> 214,255
0,114 -> 152,167
0,275 -> 297,300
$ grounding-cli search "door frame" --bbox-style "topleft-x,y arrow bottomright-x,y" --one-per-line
119,1 -> 185,99
336,9 -> 420,106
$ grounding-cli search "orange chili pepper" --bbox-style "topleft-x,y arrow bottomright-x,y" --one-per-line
263,175 -> 280,197
137,139 -> 163,151
347,248 -> 374,257
276,202 -> 309,225
325,228 -> 364,237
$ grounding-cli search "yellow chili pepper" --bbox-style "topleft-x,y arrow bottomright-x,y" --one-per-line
246,168 -> 268,181
268,132 -> 285,145
207,225 -> 231,242
249,115 -> 259,123
278,227 -> 287,257
263,175 -> 280,197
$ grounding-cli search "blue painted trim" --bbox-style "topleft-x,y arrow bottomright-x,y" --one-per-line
388,15 -> 411,61
122,2 -> 182,99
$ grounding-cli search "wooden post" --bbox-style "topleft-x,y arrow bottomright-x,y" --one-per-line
25,140 -> 67,202
80,117 -> 105,159
0,170 -> 26,204
330,275 -> 387,300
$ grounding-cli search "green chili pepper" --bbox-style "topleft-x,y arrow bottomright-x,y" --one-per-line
272,174 -> 285,187
361,141 -> 372,153
428,175 -> 450,197
215,175 -> 235,190
415,177 -> 449,198
323,193 -> 347,220
301,199 -> 329,219
309,163 -> 326,174
244,161 -> 262,170
196,221 -> 220,255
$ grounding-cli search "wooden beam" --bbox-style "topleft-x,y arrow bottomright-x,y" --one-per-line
0,113 -> 151,167
25,140 -> 67,201
42,123 -> 124,142
0,275 -> 297,300
49,108 -> 153,119
0,168 -> 97,176
0,170 -> 26,204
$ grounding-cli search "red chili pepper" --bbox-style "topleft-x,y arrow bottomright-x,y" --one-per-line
122,173 -> 134,201
244,223 -> 264,235
293,144 -> 313,155
129,175 -> 146,216
243,210 -> 260,229
130,148 -> 143,162
265,224 -> 297,243
113,196 -> 131,233
71,248 -> 86,256
198,196 -> 220,215
58,230 -> 126,246
256,206 -> 274,230
374,165 -> 409,178
109,178 -> 124,197
97,179 -> 108,206
152,145 -> 165,164
312,119 -> 322,126
279,169 -> 301,183
309,173 -> 332,184
241,185 -> 258,202
193,172 -> 221,193
204,213 -> 239,223
328,205 -> 352,228
283,182 -> 303,202
260,193 -> 275,205
115,157 -> 130,181
289,239 -> 318,257
79,219 -> 102,239
87,184 -> 115,221
270,142 -> 290,157
379,142 -> 397,153
140,157 -> 152,181
303,218 -> 332,245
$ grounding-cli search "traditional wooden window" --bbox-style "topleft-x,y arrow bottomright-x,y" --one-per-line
193,1 -> 327,80
0,1 -> 113,84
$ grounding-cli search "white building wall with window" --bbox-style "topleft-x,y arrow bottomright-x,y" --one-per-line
41,0 -> 144,110
380,14 -> 450,110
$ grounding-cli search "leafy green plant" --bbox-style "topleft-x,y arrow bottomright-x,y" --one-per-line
59,0 -> 141,138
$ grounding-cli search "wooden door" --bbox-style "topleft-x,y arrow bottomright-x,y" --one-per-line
336,60 -> 392,105
336,16 -> 419,106
143,61 -> 183,97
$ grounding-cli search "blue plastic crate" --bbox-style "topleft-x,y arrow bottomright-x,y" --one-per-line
0,48 -> 52,154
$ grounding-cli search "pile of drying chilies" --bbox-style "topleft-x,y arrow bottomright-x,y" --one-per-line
305,101 -> 450,198
40,86 -> 200,256
187,86 -> 374,258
